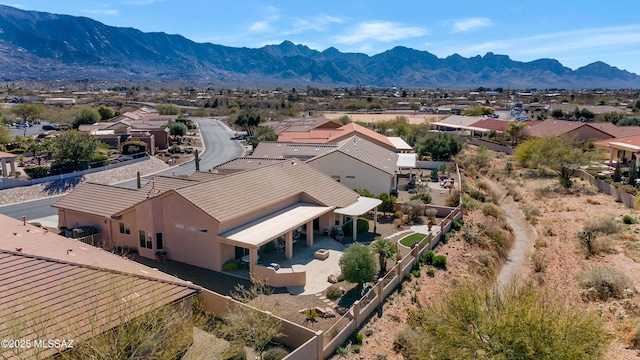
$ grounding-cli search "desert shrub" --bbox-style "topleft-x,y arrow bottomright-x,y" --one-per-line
461,195 -> 477,212
432,255 -> 447,268
579,266 -> 633,301
577,231 -> 615,257
394,210 -> 404,219
121,140 -> 147,155
531,251 -> 546,273
482,203 -> 503,218
408,281 -> 610,359
623,215 -> 638,225
451,219 -> 464,231
222,260 -> 238,271
462,222 -> 482,244
523,206 -> 540,225
585,214 -> 621,235
71,226 -> 98,238
90,154 -> 109,168
534,185 -> 556,199
402,200 -> 424,223
486,228 -> 511,258
329,327 -> 340,339
412,269 -> 421,277
445,189 -> 461,207
326,285 -> 344,301
421,250 -> 435,265
336,346 -> 348,356
23,165 -> 49,179
222,343 -> 246,360
342,217 -> 370,236
351,345 -> 361,353
405,272 -> 413,280
354,332 -> 363,345
469,189 -> 486,202
426,268 -> 435,277
376,354 -> 388,360
393,328 -> 420,359
473,250 -> 494,268
263,347 -> 289,360
410,192 -> 432,204
364,329 -> 374,337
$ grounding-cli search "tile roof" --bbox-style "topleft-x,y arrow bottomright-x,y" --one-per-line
264,117 -> 339,135
470,119 -> 519,132
0,151 -> 16,159
52,183 -> 149,218
139,175 -> 200,193
525,120 -> 592,138
251,142 -> 338,159
277,123 -> 399,151
437,115 -> 485,127
187,171 -> 227,182
0,215 -> 199,360
328,136 -> 398,175
214,157 -> 287,170
587,123 -> 640,138
594,134 -> 640,149
176,161 -> 359,223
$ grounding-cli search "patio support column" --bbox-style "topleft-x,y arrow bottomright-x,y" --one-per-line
608,148 -> 614,165
374,207 -> 378,234
306,221 -> 313,246
9,159 -> 15,176
352,215 -> 357,242
248,247 -> 258,275
0,159 -> 6,177
285,231 -> 293,259
393,171 -> 397,190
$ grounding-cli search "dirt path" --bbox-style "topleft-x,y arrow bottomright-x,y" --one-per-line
487,179 -> 538,290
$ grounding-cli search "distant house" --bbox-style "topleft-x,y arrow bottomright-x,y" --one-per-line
77,107 -> 177,153
0,214 -> 200,359
525,119 -> 640,143
594,134 -> 640,165
44,97 -> 75,105
53,163 -> 382,287
277,122 -> 413,153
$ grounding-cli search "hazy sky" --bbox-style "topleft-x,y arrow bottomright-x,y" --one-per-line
6,1 -> 640,74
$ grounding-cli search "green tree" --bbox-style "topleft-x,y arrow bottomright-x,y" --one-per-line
378,192 -> 397,216
355,188 -> 375,198
0,124 -> 10,146
402,200 -> 424,223
72,107 -> 101,129
162,121 -> 187,136
97,105 -> 115,120
234,109 -> 261,136
514,135 -> 591,188
551,109 -> 565,118
416,133 -> 462,161
12,103 -> 44,123
252,125 -> 277,145
612,162 -> 622,182
155,104 -> 180,115
628,160 -> 638,186
505,122 -> 528,145
51,130 -> 98,171
408,281 -> 610,360
462,106 -> 493,116
339,243 -> 376,288
371,238 -> 395,274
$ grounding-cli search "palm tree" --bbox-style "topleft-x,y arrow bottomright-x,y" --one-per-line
506,122 -> 528,145
371,238 -> 395,275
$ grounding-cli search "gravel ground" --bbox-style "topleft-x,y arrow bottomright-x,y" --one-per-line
0,157 -> 169,205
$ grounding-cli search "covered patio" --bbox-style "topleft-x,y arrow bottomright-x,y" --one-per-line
219,202 -> 333,280
0,151 -> 17,178
334,196 -> 382,241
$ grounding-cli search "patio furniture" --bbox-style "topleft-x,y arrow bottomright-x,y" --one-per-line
241,254 -> 259,264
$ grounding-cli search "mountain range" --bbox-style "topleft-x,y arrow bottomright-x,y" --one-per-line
1,4 -> 639,89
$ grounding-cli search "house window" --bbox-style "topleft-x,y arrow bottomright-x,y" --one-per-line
119,223 -> 131,235
139,230 -> 152,249
335,213 -> 341,226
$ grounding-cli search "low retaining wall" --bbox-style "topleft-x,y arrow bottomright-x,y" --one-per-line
253,264 -> 306,288
0,154 -> 149,190
195,289 -> 322,360
578,170 -> 637,209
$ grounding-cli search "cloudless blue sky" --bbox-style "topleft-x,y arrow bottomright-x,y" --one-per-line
6,1 -> 640,74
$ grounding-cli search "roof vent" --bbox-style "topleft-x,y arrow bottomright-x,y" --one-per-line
15,248 -> 22,252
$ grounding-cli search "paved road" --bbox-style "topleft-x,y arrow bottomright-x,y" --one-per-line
0,118 -> 243,219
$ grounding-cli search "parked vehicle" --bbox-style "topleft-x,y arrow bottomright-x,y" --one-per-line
42,125 -> 58,131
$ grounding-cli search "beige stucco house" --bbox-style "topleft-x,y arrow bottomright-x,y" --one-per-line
594,134 -> 640,165
53,162 -> 380,287
236,136 -> 416,196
